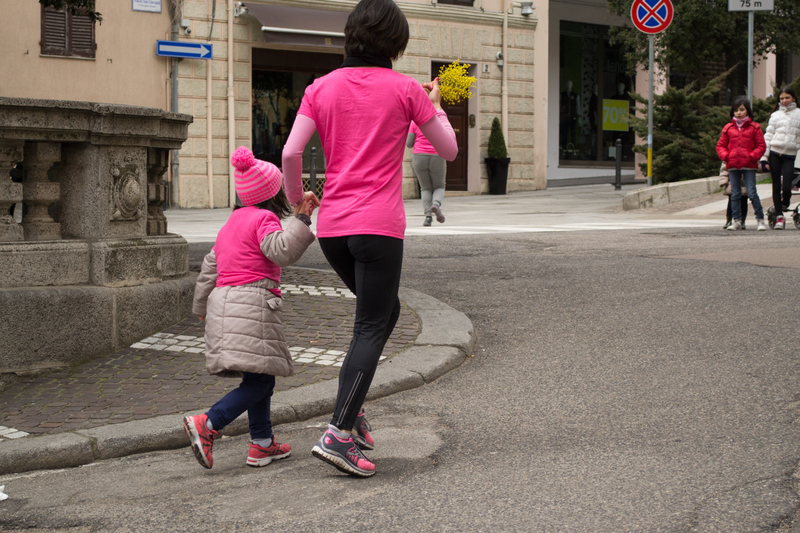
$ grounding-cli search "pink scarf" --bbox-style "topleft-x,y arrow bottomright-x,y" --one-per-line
733,116 -> 751,130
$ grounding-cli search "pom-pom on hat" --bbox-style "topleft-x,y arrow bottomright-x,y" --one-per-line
231,147 -> 282,206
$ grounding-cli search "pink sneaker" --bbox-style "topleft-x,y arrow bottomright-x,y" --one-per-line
183,414 -> 219,469
246,440 -> 292,467
352,409 -> 375,450
775,216 -> 786,230
311,429 -> 375,477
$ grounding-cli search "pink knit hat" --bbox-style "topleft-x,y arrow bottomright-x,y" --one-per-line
230,147 -> 282,206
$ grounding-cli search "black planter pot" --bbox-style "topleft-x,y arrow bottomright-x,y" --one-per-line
485,157 -> 510,195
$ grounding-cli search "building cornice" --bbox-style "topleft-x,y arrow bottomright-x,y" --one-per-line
242,0 -> 537,30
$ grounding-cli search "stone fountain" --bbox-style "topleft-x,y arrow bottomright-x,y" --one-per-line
0,97 -> 195,383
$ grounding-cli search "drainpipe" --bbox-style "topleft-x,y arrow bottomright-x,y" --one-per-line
501,0 -> 509,141
228,0 -> 236,207
206,39 -> 215,208
169,3 -> 180,208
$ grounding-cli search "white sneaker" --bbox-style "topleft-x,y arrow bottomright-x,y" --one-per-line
757,219 -> 767,231
727,220 -> 742,231
775,216 -> 785,230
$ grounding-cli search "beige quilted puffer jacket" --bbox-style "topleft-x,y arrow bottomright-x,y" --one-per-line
192,216 -> 315,378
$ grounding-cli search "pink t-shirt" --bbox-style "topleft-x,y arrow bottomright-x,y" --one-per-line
409,122 -> 437,155
213,207 -> 283,295
297,68 -> 438,239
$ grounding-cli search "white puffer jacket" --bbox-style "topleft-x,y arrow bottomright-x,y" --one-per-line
762,103 -> 800,158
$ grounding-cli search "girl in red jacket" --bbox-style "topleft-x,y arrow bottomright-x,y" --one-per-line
717,98 -> 767,231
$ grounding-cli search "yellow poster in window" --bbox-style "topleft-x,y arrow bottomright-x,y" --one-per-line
602,99 -> 629,132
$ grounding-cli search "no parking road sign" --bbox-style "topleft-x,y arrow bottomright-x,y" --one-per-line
631,0 -> 674,34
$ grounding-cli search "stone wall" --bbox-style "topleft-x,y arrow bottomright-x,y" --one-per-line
176,0 -> 254,208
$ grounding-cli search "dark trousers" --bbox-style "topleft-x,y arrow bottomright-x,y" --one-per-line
206,372 -> 275,440
319,235 -> 403,431
726,195 -> 749,222
769,151 -> 796,216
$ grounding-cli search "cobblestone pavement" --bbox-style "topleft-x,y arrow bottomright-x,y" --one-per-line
0,268 -> 420,440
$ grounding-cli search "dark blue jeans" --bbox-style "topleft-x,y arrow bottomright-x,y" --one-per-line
729,168 -> 763,221
206,372 -> 275,440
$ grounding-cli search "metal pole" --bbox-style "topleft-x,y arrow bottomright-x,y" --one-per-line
747,10 -> 754,105
169,3 -> 180,208
310,147 -> 317,198
615,138 -> 622,190
647,34 -> 654,187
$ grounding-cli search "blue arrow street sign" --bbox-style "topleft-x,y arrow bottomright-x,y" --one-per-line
156,40 -> 213,59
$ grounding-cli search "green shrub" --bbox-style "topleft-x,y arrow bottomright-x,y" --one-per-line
487,117 -> 508,159
629,70 -> 797,183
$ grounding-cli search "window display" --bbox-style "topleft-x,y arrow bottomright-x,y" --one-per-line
559,21 -> 635,165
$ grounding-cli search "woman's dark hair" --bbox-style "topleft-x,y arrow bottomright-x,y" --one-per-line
774,86 -> 799,111
234,187 -> 292,220
730,98 -> 753,119
344,0 -> 409,60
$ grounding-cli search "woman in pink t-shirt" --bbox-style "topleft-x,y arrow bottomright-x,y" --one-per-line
408,121 -> 447,226
282,0 -> 457,478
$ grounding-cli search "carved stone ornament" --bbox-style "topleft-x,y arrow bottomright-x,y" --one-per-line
110,165 -> 142,222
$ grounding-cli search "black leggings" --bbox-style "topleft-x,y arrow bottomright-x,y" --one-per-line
769,151 -> 796,216
319,235 -> 403,431
726,195 -> 748,222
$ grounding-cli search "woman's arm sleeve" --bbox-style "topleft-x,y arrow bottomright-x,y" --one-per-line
762,120 -> 774,160
417,109 -> 458,161
281,114 -> 317,206
192,250 -> 218,316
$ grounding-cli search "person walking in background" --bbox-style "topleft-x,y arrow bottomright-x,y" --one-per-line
183,147 -> 318,470
408,120 -> 447,226
719,162 -> 750,230
282,0 -> 457,477
717,98 -> 767,231
761,86 -> 800,229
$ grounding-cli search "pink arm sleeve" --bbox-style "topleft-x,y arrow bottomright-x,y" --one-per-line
281,114 -> 317,205
417,109 -> 458,161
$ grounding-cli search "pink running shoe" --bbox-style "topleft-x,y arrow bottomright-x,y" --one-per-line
183,414 -> 219,469
311,429 -> 375,477
247,440 -> 292,467
353,409 -> 375,450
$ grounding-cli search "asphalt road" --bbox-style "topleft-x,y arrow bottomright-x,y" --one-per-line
3,226 -> 800,532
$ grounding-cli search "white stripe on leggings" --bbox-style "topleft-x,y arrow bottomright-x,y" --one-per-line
336,371 -> 364,427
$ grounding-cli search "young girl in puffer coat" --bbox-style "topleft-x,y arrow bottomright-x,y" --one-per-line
761,86 -> 800,229
716,97 -> 767,231
183,147 -> 319,470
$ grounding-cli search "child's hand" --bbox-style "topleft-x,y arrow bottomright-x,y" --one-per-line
197,315 -> 205,322
761,161 -> 770,172
294,191 -> 320,217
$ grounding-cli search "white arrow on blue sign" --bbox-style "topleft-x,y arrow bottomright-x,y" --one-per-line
156,40 -> 213,59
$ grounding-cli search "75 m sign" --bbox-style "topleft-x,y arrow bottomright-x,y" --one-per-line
728,0 -> 773,11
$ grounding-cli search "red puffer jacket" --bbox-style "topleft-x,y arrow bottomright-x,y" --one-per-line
716,120 -> 766,170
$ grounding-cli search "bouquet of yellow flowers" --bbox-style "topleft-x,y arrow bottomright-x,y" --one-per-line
437,61 -> 477,105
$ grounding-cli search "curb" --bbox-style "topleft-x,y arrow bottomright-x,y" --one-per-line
622,177 -> 719,210
0,287 -> 475,476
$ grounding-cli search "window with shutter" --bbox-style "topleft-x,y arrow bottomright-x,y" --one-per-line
41,6 -> 95,58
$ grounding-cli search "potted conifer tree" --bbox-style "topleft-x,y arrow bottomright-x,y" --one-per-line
485,117 -> 510,195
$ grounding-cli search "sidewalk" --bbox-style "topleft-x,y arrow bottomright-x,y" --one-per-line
0,267 -> 475,475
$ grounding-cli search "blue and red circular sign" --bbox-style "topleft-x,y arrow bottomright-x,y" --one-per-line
631,0 -> 674,34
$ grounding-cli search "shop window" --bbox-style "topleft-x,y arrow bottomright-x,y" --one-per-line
559,21 -> 634,165
252,50 -> 342,175
41,6 -> 95,58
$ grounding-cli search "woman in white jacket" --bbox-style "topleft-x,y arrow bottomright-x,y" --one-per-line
762,86 -> 800,229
